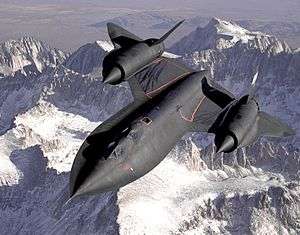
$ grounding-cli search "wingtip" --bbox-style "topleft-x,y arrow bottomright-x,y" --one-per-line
107,22 -> 121,32
157,19 -> 185,44
107,22 -> 116,27
175,19 -> 185,28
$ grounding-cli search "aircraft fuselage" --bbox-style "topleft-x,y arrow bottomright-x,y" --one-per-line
70,71 -> 215,197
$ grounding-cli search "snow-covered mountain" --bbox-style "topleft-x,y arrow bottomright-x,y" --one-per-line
0,36 -> 66,77
171,17 -> 300,145
171,18 -> 292,53
63,41 -> 107,76
0,19 -> 299,234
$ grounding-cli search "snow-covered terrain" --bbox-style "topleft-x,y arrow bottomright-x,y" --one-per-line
171,18 -> 300,144
0,18 -> 299,234
0,36 -> 65,77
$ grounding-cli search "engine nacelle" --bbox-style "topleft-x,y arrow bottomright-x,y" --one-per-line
211,96 -> 259,153
102,42 -> 164,85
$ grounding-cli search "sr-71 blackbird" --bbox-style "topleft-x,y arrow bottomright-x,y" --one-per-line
69,21 -> 295,199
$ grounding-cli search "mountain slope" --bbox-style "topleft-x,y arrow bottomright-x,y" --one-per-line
0,36 -> 65,77
171,18 -> 300,145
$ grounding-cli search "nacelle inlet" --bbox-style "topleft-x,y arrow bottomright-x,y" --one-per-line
211,96 -> 259,153
102,42 -> 164,85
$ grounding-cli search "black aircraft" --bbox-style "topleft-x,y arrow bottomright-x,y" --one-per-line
69,22 -> 295,199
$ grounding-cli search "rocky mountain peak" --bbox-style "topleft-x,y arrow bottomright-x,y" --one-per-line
0,36 -> 66,77
208,17 -> 249,32
63,41 -> 107,76
171,18 -> 292,55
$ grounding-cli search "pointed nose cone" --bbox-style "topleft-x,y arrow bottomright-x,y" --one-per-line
215,135 -> 235,153
69,181 -> 86,199
70,175 -> 106,199
69,154 -> 121,199
70,184 -> 91,199
70,168 -> 110,199
69,178 -> 85,199
103,67 -> 122,85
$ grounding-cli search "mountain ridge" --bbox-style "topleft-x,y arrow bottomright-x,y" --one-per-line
0,36 -> 66,77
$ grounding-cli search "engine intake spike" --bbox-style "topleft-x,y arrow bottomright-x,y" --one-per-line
215,135 -> 235,153
103,67 -> 122,85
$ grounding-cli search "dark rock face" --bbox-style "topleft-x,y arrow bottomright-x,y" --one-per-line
63,42 -> 106,76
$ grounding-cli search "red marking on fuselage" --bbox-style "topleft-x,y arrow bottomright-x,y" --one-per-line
146,71 -> 192,98
121,163 -> 135,174
180,96 -> 206,122
144,57 -> 192,98
122,163 -> 131,171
